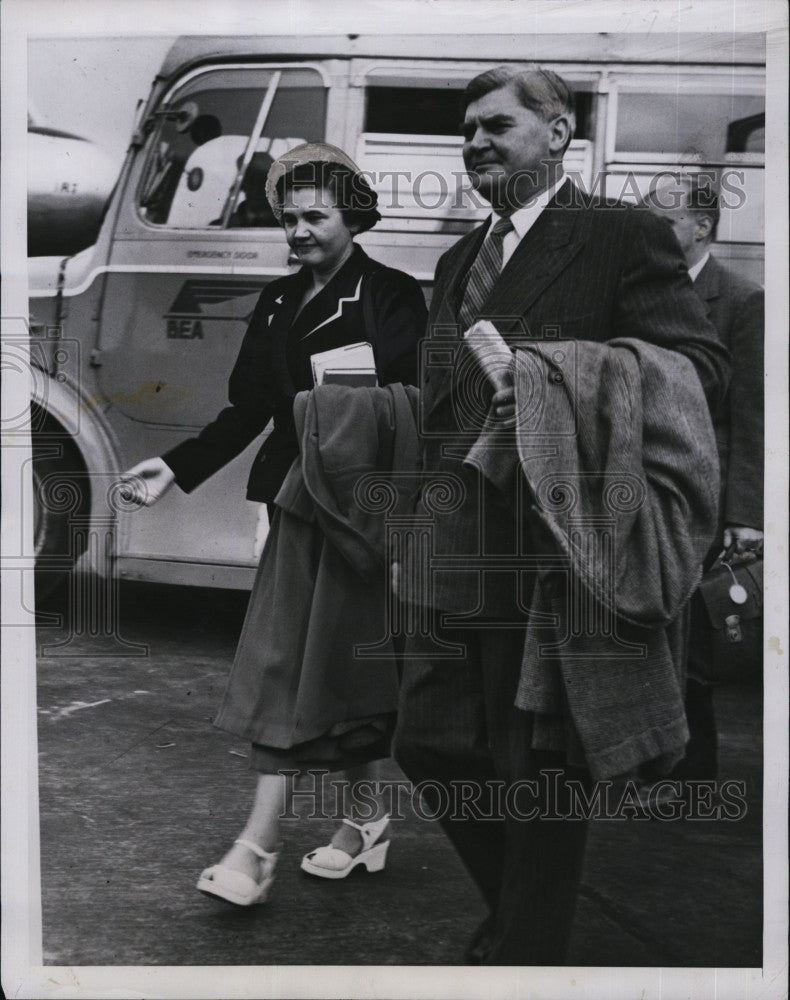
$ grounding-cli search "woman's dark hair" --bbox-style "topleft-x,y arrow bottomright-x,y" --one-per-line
275,160 -> 381,234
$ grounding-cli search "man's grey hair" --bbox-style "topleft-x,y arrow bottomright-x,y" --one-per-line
461,65 -> 577,149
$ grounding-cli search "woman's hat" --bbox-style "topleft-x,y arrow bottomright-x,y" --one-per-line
265,142 -> 363,222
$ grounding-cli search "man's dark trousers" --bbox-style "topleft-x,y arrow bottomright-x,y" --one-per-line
395,623 -> 591,965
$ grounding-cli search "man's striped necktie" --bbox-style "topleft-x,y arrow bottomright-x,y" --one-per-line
457,216 -> 515,332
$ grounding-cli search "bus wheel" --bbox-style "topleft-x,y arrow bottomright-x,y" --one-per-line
32,425 -> 89,602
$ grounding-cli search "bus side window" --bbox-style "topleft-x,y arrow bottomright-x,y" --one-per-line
727,113 -> 765,154
223,152 -> 277,228
611,87 -> 765,246
140,108 -> 225,224
614,91 -> 765,162
167,135 -> 247,227
138,66 -> 326,229
224,141 -> 309,228
359,81 -> 594,231
167,139 -> 307,228
140,140 -> 184,223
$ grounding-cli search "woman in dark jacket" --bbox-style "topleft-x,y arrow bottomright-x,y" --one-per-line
123,145 -> 426,906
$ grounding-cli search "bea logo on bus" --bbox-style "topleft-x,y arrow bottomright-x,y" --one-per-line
164,278 -> 264,339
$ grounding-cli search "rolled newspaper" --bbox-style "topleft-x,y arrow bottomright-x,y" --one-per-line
463,320 -> 514,393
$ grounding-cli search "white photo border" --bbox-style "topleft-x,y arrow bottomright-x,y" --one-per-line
2,1 -> 788,997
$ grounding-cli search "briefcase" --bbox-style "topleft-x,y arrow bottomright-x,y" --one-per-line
697,554 -> 763,683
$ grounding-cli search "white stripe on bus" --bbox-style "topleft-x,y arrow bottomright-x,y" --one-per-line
29,263 -> 436,299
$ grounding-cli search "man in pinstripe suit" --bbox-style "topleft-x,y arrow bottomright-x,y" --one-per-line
394,66 -> 729,965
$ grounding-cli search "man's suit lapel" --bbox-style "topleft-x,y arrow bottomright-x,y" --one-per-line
436,223 -> 489,324
424,188 -> 585,418
692,257 -> 721,319
422,225 -> 489,414
483,201 -> 582,323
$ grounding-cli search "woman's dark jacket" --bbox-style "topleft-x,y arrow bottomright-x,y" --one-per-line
162,245 -> 427,503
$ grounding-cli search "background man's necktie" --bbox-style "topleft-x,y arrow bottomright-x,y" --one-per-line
457,216 -> 514,331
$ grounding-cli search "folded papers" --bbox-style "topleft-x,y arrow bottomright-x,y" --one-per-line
463,320 -> 513,392
311,341 -> 378,387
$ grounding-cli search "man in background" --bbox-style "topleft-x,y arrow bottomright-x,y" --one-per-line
648,174 -> 764,779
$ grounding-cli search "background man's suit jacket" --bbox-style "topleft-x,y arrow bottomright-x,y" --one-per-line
693,255 -> 764,531
418,184 -> 730,615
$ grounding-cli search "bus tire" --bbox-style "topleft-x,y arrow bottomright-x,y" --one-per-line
32,418 -> 90,602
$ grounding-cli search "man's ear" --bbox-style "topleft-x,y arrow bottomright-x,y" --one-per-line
548,114 -> 572,153
694,213 -> 714,242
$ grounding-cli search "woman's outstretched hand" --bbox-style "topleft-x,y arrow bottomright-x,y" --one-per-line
119,457 -> 176,507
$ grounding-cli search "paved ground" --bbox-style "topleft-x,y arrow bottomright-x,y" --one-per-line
34,581 -> 763,968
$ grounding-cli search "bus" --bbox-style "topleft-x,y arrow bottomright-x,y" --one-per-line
24,31 -> 766,595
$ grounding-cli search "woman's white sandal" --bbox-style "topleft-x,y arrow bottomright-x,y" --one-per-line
300,815 -> 390,879
197,838 -> 279,906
